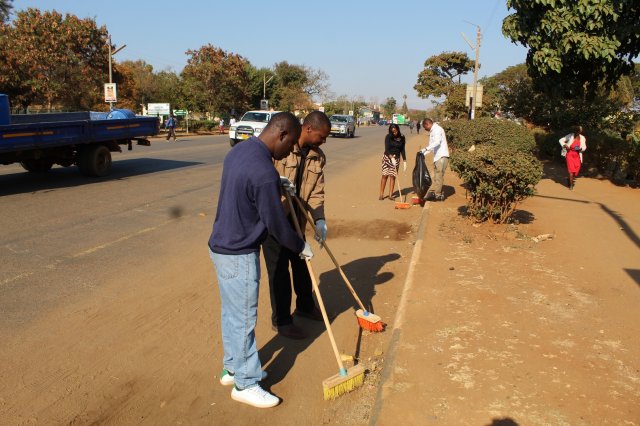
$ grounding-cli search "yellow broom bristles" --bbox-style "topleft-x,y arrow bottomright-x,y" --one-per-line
322,364 -> 365,400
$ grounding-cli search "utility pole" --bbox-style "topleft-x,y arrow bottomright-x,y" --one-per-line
461,23 -> 481,119
107,36 -> 126,109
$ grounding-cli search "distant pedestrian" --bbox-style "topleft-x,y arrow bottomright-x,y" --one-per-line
416,120 -> 420,134
165,113 -> 177,141
409,120 -> 414,134
219,118 -> 225,135
420,118 -> 449,201
559,125 -> 587,190
379,123 -> 407,200
230,117 -> 237,127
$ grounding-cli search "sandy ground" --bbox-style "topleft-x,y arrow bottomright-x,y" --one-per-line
373,153 -> 640,425
1,129 -> 639,425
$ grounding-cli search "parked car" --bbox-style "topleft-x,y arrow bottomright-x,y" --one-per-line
329,114 -> 356,138
228,110 -> 282,147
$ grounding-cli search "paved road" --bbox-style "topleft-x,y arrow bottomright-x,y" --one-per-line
0,126 -> 381,332
0,124 -> 414,424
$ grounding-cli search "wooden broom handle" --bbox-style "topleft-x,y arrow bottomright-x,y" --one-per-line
285,192 -> 345,372
292,195 -> 367,312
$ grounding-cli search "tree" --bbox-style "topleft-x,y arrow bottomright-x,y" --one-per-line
268,62 -> 328,111
400,95 -> 409,115
0,8 -> 109,110
181,44 -> 251,116
503,0 -> 640,98
381,97 -> 397,118
414,52 -> 474,119
482,63 -> 635,133
0,0 -> 12,22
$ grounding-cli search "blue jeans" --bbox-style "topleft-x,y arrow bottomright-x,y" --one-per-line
209,249 -> 262,389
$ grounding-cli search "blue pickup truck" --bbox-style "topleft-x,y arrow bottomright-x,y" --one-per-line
0,94 -> 159,177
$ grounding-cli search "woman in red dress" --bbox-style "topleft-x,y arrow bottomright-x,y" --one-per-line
559,125 -> 587,190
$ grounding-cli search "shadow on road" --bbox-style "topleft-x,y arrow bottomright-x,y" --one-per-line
0,158 -> 203,196
258,252 -> 400,390
624,269 -> 640,288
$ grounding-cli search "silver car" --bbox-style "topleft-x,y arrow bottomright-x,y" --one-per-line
329,114 -> 356,138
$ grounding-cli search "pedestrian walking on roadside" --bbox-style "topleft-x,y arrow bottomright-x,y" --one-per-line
409,120 -> 414,134
263,111 -> 331,340
379,123 -> 407,200
208,112 -> 313,408
416,120 -> 420,135
219,118 -> 225,135
165,113 -> 177,141
420,118 -> 449,201
559,125 -> 587,190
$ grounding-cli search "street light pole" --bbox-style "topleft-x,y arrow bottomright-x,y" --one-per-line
461,23 -> 481,119
107,36 -> 127,108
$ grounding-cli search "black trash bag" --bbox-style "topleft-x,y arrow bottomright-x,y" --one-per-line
412,151 -> 432,199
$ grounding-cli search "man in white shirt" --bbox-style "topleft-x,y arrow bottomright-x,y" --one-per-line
420,118 -> 450,201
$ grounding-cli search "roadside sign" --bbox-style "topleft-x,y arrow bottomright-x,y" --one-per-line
148,103 -> 170,116
465,84 -> 483,107
173,110 -> 187,116
104,83 -> 117,103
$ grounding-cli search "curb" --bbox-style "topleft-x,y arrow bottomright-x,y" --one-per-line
368,201 -> 432,426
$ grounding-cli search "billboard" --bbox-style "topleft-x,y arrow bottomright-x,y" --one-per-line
147,103 -> 171,116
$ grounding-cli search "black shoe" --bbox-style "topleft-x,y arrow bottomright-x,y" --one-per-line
271,324 -> 307,340
425,192 -> 436,201
294,307 -> 325,322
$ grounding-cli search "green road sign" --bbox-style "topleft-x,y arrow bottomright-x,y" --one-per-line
174,110 -> 187,116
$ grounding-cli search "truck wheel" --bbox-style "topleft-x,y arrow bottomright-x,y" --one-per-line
21,159 -> 54,173
79,145 -> 112,177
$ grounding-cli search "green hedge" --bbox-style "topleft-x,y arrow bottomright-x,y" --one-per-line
442,117 -> 536,153
451,145 -> 543,223
536,130 -> 640,183
188,120 -> 217,132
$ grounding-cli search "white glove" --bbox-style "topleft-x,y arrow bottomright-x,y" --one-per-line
314,219 -> 327,243
299,241 -> 313,260
279,176 -> 296,196
403,161 -> 407,172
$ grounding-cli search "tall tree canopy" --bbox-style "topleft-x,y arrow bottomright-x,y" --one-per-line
414,51 -> 474,99
414,51 -> 474,119
503,0 -> 640,98
0,8 -> 109,110
181,44 -> 252,116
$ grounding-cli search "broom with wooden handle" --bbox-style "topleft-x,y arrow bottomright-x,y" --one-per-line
394,168 -> 411,209
285,192 -> 365,400
292,195 -> 385,332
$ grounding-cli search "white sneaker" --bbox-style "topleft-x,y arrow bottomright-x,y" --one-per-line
231,385 -> 280,408
219,369 -> 268,386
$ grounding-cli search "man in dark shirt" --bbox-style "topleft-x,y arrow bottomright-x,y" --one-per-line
208,112 -> 313,408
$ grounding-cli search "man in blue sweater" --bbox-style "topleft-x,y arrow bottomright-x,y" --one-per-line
208,112 -> 313,408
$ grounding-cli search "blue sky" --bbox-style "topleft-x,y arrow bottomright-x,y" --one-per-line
11,0 -> 528,110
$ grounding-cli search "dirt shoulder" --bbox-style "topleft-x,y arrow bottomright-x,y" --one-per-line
373,158 -> 640,425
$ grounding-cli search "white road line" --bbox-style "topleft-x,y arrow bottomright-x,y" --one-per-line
0,272 -> 34,287
71,222 -> 169,259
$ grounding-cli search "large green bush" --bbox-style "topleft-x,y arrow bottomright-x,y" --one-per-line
451,145 -> 543,223
442,117 -> 536,153
536,130 -> 640,183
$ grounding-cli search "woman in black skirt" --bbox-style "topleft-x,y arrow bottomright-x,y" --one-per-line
379,123 -> 407,200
